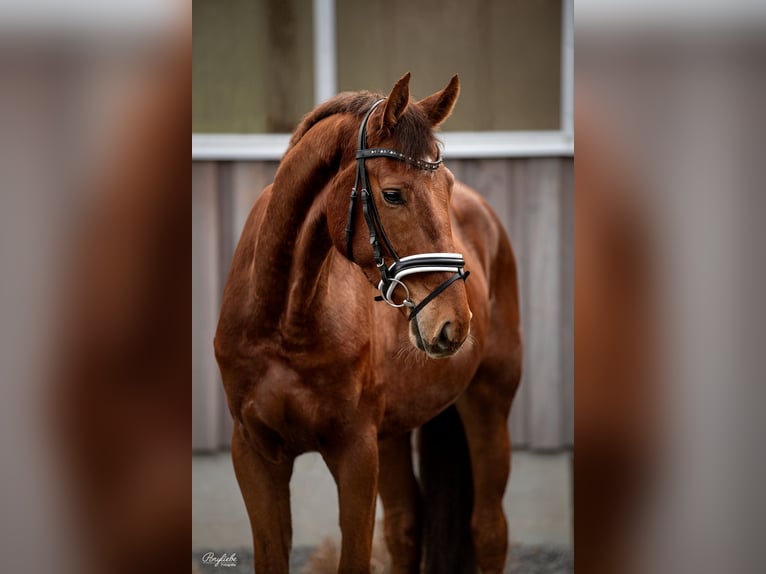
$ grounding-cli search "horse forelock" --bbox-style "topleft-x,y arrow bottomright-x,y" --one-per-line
383,105 -> 441,162
287,91 -> 439,163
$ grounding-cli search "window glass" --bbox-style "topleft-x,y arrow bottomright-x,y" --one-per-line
193,0 -> 314,133
336,0 -> 561,131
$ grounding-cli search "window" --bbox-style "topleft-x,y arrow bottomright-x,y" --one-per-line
192,0 -> 567,135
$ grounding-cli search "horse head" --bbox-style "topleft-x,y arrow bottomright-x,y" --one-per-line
328,73 -> 471,358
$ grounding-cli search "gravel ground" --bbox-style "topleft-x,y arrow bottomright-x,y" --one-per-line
192,544 -> 573,574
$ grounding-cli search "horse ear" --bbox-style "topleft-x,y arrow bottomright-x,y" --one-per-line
419,74 -> 460,127
380,72 -> 411,132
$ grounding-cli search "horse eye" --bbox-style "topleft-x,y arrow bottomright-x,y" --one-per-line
382,190 -> 405,205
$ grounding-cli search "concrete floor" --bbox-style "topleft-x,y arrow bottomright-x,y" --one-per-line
193,450 -> 572,552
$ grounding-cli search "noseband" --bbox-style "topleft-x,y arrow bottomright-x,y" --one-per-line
344,99 -> 470,321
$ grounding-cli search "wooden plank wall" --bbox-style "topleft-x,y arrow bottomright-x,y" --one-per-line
192,157 -> 573,451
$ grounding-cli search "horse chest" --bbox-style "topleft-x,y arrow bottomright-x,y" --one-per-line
236,344 -> 380,453
376,350 -> 479,437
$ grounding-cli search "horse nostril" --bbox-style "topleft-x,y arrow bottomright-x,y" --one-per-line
438,321 -> 453,346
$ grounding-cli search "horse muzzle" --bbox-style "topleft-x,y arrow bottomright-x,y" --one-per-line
411,313 -> 471,358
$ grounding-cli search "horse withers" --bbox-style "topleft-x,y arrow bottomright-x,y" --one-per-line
214,73 -> 522,574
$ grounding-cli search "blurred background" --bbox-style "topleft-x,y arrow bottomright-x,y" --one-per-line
192,0 -> 573,572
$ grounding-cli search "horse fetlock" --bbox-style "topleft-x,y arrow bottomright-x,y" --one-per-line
470,509 -> 508,571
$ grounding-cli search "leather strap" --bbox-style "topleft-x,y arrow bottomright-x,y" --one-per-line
356,148 -> 442,171
345,99 -> 386,261
408,270 -> 470,320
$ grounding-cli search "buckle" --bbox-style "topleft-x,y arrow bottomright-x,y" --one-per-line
378,278 -> 414,309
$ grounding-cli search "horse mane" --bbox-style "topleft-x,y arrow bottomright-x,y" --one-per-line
287,90 -> 439,162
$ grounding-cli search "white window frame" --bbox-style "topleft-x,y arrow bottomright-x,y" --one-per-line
191,0 -> 573,161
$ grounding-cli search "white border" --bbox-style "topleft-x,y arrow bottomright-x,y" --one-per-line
191,131 -> 573,161
440,131 -> 573,158
561,0 -> 574,135
193,134 -> 292,161
312,0 -> 336,105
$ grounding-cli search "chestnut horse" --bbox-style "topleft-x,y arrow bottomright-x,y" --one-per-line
214,73 -> 522,574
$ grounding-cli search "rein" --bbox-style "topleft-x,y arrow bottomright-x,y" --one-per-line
344,99 -> 470,321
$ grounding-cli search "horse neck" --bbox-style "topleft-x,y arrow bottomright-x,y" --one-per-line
250,120 -> 349,338
281,197 -> 335,334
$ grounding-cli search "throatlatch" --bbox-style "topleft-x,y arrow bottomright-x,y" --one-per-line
344,99 -> 470,321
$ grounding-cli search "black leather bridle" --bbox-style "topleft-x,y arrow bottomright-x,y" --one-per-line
344,99 -> 470,321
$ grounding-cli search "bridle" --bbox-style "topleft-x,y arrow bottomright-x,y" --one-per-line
344,99 -> 470,321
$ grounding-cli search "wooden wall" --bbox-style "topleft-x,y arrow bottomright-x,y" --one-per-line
192,157 -> 573,451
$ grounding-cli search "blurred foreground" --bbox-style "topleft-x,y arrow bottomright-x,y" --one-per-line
0,1 -> 189,573
576,1 -> 766,573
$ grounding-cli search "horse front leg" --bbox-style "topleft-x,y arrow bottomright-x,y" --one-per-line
457,380 -> 515,574
378,432 -> 422,574
322,427 -> 379,574
231,423 -> 294,574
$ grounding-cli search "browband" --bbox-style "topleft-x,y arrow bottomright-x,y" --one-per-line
355,148 -> 443,171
